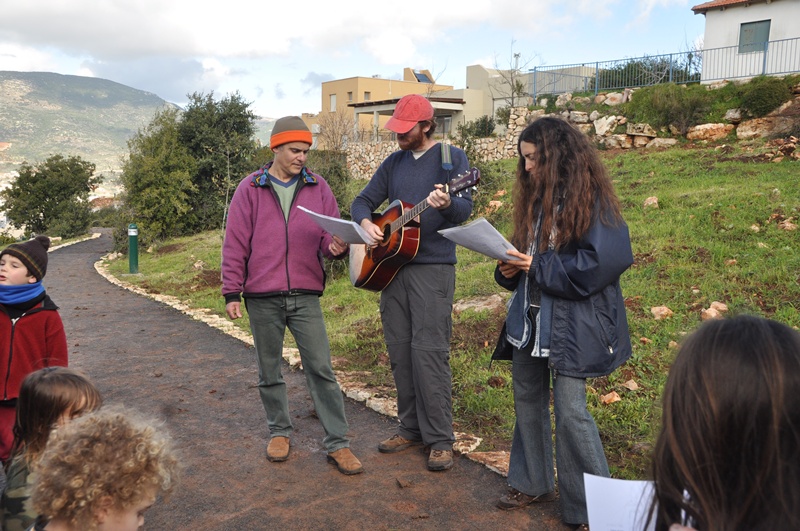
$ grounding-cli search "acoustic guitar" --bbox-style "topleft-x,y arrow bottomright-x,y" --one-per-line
349,167 -> 480,292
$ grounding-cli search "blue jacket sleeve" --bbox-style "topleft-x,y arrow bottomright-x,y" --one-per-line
494,264 -> 520,291
532,217 -> 633,301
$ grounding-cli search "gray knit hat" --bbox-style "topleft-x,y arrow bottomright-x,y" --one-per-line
0,235 -> 50,281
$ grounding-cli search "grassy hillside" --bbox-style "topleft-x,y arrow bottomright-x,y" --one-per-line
0,71 -> 177,170
104,140 -> 800,478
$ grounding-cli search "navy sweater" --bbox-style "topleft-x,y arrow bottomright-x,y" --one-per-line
350,144 -> 473,264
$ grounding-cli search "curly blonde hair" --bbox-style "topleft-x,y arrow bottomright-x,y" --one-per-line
30,406 -> 180,530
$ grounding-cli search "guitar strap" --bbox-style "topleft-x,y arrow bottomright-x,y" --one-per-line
440,142 -> 453,172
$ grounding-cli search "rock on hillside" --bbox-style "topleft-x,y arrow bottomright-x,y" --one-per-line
0,71 -> 179,172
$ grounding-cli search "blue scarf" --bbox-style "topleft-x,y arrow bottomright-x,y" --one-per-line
0,281 -> 45,305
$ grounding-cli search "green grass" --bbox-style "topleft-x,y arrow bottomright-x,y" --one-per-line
104,140 -> 800,479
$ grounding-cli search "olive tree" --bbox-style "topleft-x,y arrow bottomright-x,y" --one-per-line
1,154 -> 101,238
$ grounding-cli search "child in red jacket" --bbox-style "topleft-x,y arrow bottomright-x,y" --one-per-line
0,236 -> 68,462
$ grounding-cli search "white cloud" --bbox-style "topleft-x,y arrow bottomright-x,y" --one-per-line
0,43 -> 59,72
0,0 -> 706,116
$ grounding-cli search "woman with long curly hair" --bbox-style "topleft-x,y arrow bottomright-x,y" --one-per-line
492,117 -> 633,529
648,315 -> 800,531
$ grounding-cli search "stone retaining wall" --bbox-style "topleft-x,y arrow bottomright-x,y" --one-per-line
344,90 -> 800,179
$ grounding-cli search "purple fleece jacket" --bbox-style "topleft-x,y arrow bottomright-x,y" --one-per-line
221,163 -> 343,302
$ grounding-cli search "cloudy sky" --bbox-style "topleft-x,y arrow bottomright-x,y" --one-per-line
0,0 -> 706,120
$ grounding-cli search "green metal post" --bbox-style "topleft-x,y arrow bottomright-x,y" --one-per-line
128,223 -> 139,274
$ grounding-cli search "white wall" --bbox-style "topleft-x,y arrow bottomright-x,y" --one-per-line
700,0 -> 800,81
702,1 -> 800,48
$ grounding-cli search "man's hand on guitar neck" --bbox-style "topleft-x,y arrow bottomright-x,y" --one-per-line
427,184 -> 452,210
360,219 -> 384,248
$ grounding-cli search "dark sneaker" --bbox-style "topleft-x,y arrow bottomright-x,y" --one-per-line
377,434 -> 421,454
497,488 -> 556,510
266,436 -> 290,462
427,449 -> 454,471
327,448 -> 364,475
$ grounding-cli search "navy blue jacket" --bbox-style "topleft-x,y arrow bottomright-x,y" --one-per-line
495,214 -> 633,378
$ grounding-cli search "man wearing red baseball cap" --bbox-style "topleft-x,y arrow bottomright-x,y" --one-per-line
351,94 -> 473,472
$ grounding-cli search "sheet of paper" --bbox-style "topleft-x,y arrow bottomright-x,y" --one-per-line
438,217 -> 517,261
584,473 -> 655,531
297,206 -> 371,244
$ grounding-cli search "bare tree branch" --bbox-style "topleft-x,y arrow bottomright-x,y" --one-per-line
489,39 -> 541,115
316,106 -> 359,151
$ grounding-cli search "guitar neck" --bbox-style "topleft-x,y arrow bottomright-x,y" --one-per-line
381,165 -> 479,238
390,198 -> 431,234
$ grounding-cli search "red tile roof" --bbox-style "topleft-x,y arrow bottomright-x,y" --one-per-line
692,0 -> 768,14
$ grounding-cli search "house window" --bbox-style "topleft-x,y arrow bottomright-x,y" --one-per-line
364,91 -> 371,101
739,20 -> 771,54
347,91 -> 353,102
330,94 -> 337,111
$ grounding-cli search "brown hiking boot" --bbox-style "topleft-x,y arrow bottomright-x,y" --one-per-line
427,449 -> 454,471
377,434 -> 421,454
496,487 -> 556,510
327,448 -> 364,475
266,436 -> 290,462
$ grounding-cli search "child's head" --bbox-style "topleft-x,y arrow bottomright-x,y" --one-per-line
12,366 -> 102,462
31,406 -> 179,531
0,235 -> 50,285
650,315 -> 800,530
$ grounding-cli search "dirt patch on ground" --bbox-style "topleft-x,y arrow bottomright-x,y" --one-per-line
154,242 -> 186,254
193,268 -> 221,289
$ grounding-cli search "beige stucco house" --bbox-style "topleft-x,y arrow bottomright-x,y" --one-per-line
307,69 -> 451,145
306,67 -> 509,147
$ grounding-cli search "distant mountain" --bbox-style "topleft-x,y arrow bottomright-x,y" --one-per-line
0,71 -> 178,172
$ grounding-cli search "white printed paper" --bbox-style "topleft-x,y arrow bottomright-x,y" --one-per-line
297,206 -> 372,244
438,217 -> 517,261
584,473 -> 655,531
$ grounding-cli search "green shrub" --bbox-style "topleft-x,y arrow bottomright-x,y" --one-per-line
534,94 -> 558,114
701,81 -> 745,123
46,201 -> 93,239
453,115 -> 497,162
90,205 -> 121,229
306,150 -> 352,218
740,75 -> 792,118
251,145 -> 274,169
461,115 -> 497,138
625,83 -> 711,134
470,160 -> 513,228
495,106 -> 511,126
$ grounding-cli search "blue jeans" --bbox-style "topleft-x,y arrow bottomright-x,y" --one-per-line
245,295 -> 350,452
508,347 -> 609,525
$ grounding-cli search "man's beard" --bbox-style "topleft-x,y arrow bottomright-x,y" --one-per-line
397,128 -> 426,151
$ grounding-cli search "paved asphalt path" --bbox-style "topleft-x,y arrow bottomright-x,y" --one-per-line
45,231 -> 567,530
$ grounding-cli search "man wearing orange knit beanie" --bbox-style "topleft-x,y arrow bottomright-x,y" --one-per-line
221,116 -> 363,475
